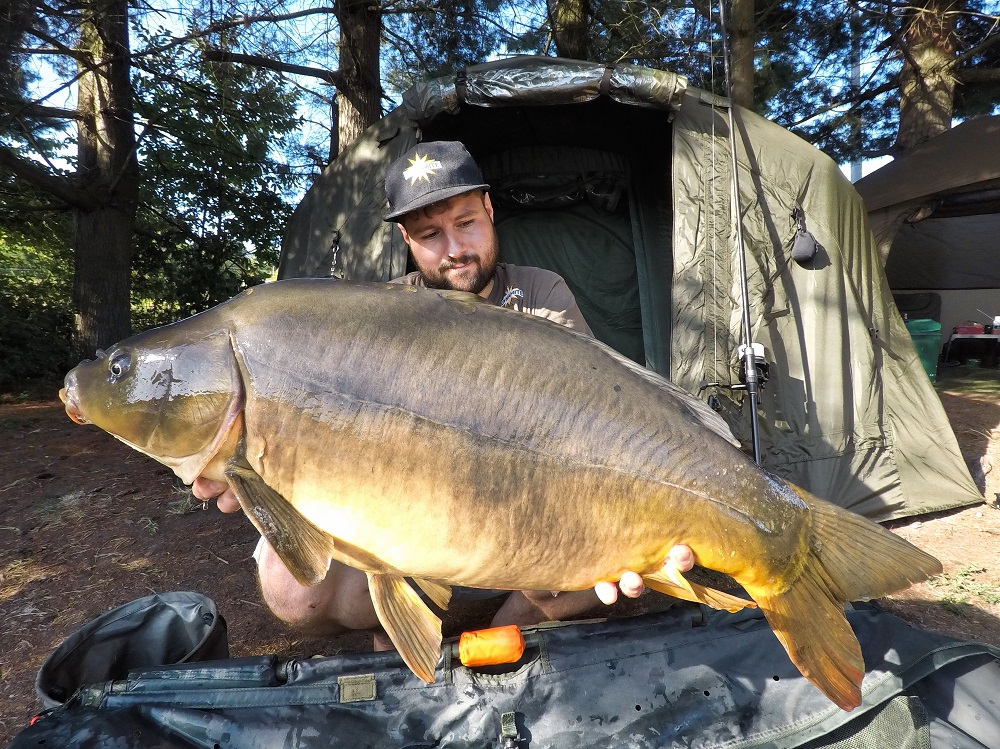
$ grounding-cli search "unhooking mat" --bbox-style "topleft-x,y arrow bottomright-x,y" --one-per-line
9,596 -> 1000,748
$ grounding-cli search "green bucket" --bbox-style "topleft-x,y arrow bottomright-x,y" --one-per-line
904,318 -> 942,382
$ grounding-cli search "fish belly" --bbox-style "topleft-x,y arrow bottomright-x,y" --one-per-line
241,392 -> 801,594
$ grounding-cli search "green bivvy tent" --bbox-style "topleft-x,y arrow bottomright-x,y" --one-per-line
279,56 -> 981,522
854,116 -> 1000,337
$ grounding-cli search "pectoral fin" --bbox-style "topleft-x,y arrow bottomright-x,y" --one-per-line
643,566 -> 755,614
412,578 -> 452,611
226,455 -> 337,587
368,573 -> 443,683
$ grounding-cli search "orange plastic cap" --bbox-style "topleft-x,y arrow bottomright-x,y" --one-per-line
458,624 -> 526,668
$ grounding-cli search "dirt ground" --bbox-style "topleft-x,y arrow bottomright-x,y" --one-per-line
2,369 -> 1000,744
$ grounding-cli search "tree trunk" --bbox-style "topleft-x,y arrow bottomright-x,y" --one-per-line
548,0 -> 590,60
896,0 -> 958,153
73,0 -> 140,356
328,94 -> 339,163
728,0 -> 755,109
334,0 -> 382,154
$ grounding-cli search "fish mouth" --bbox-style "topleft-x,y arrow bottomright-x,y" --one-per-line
59,386 -> 90,425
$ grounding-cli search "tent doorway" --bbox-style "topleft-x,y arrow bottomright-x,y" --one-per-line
416,98 -> 674,367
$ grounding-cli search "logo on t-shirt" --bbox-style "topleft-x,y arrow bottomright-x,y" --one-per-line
500,287 -> 524,308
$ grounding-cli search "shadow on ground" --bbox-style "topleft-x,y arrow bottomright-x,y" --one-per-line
935,367 -> 1000,497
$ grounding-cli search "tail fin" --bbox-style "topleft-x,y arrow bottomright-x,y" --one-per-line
799,487 -> 942,600
747,487 -> 942,711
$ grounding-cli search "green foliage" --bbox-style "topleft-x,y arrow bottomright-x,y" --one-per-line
0,0 -> 34,107
749,4 -> 891,161
499,0 -> 997,163
928,564 -> 1000,608
0,73 -> 75,394
0,0 -> 80,157
130,29 -> 305,328
0,221 -> 74,393
953,4 -> 1000,120
383,0 -> 507,96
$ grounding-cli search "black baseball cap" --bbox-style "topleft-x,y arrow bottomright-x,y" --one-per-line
383,141 -> 490,222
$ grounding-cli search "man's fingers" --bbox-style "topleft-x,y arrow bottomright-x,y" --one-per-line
596,547 -> 694,605
192,477 -> 227,500
595,572 -> 645,604
618,570 -> 645,598
668,544 -> 695,572
595,581 -> 618,605
216,489 -> 241,513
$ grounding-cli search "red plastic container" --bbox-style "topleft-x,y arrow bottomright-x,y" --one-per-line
955,323 -> 984,334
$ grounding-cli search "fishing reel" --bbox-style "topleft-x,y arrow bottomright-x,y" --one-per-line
736,342 -> 770,389
700,342 -> 770,412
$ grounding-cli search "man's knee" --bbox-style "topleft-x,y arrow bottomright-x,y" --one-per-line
490,589 -> 600,628
255,542 -> 379,635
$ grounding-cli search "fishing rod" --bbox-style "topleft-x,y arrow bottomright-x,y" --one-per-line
717,0 -> 763,465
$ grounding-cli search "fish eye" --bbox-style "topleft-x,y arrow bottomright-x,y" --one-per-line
108,351 -> 132,382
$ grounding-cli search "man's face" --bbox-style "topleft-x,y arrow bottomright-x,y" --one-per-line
397,191 -> 499,296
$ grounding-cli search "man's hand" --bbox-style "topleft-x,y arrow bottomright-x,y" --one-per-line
192,477 -> 241,513
594,545 -> 694,605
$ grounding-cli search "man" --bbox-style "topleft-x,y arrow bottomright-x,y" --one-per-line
194,141 -> 694,646
384,140 -> 591,335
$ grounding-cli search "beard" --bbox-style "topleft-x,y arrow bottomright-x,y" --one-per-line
419,232 -> 499,294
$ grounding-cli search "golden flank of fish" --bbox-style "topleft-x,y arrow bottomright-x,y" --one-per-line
60,279 -> 942,710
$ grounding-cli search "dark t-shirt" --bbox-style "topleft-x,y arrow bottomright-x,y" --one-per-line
391,263 -> 593,335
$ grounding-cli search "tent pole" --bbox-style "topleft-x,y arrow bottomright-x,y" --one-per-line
717,0 -> 762,465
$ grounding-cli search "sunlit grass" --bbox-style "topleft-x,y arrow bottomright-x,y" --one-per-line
927,565 -> 1000,612
35,490 -> 111,527
119,558 -> 154,572
937,369 -> 1000,398
0,559 -> 66,603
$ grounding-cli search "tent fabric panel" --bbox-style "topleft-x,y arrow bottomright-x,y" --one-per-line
886,215 -> 1000,290
855,117 -> 1000,300
496,207 -> 644,362
750,109 -> 980,519
866,204 -> 918,264
671,95 -> 980,519
669,97 -> 736,396
626,140 -> 675,377
853,116 -> 1000,212
742,144 -> 908,518
483,144 -> 645,362
279,108 -> 416,282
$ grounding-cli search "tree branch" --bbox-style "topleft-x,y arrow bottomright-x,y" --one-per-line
138,6 -> 339,59
0,147 -> 100,211
959,66 -> 1000,84
954,19 -> 1000,66
201,49 -> 343,86
788,79 -> 898,128
0,97 -> 84,122
23,25 -> 94,65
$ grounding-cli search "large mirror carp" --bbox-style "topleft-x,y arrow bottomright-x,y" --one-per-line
60,279 -> 942,710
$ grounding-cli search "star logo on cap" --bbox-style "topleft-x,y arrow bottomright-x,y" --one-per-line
403,153 -> 443,185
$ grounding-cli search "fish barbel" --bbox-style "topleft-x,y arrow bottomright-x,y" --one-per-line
59,278 -> 941,710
